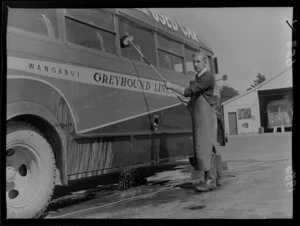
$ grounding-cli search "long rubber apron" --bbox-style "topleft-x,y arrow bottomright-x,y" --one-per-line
191,95 -> 214,171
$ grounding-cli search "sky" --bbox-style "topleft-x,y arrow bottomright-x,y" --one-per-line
159,8 -> 293,93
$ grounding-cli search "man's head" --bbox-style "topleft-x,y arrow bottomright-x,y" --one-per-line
192,52 -> 208,74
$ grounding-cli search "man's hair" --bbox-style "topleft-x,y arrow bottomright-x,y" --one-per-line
192,51 -> 208,65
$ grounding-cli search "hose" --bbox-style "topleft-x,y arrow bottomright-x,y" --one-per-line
47,176 -> 235,218
131,59 -> 153,131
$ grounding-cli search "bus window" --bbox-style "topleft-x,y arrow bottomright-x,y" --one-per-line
118,18 -> 155,65
207,56 -> 213,73
185,47 -> 197,76
65,9 -> 116,54
7,9 -> 59,39
157,35 -> 183,72
66,9 -> 114,31
158,51 -> 183,72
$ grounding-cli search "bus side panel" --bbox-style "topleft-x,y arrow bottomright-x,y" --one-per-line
6,76 -> 154,181
67,138 -> 113,179
90,104 -> 194,161
67,136 -> 153,180
156,134 -> 193,162
7,53 -> 154,134
111,136 -> 153,166
7,77 -> 75,132
7,32 -> 152,135
149,105 -> 194,160
63,48 -> 154,133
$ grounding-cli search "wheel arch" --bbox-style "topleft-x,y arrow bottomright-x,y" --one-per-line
7,101 -> 69,186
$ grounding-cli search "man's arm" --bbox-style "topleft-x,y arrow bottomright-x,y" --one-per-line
165,82 -> 186,96
165,71 -> 215,97
184,72 -> 215,97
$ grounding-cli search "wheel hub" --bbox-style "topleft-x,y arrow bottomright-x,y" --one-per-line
6,144 -> 41,207
6,125 -> 56,218
6,166 -> 17,182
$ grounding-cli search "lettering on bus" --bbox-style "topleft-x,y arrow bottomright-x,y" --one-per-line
8,56 -> 176,98
137,8 -> 199,42
177,20 -> 199,42
28,62 -> 80,78
93,72 -> 171,95
94,72 -> 151,91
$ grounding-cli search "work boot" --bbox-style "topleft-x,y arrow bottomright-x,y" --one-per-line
190,169 -> 205,181
216,154 -> 222,187
194,170 -> 217,192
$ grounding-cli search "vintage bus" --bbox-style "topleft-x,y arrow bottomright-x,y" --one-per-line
6,8 -> 222,218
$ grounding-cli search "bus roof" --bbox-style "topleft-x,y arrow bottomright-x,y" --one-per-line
117,8 -> 213,53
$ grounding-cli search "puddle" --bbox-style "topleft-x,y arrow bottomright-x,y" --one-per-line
186,205 -> 206,210
176,182 -> 196,189
48,184 -> 119,211
147,180 -> 170,186
227,159 -> 261,163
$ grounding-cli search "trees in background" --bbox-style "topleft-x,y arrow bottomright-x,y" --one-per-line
220,85 -> 239,103
246,73 -> 266,91
218,73 -> 266,103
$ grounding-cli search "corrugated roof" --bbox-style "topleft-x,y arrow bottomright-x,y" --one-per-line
222,66 -> 292,106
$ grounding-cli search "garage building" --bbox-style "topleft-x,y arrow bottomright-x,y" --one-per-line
222,68 -> 293,135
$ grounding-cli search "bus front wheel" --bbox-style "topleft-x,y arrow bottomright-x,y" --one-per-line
6,122 -> 56,218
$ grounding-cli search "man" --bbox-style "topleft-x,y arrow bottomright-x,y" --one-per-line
165,52 -> 220,192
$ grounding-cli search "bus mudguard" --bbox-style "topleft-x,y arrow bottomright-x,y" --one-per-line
7,75 -> 77,186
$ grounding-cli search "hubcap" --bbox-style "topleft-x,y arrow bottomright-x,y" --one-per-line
6,166 -> 17,182
6,144 -> 42,208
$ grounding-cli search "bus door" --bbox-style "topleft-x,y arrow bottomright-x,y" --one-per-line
146,35 -> 194,163
117,10 -> 195,163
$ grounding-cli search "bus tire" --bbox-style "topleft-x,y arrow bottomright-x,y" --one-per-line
6,121 -> 56,218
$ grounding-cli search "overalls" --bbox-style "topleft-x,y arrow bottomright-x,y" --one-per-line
191,94 -> 214,171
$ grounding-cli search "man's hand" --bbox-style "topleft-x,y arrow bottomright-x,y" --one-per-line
164,81 -> 186,97
165,81 -> 174,90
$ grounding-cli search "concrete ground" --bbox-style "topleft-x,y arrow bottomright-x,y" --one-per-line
47,132 -> 293,219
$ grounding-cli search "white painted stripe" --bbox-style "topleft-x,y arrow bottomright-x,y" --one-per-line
77,102 -> 183,134
7,56 -> 190,99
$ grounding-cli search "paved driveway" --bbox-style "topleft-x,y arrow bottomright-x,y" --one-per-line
47,132 -> 293,219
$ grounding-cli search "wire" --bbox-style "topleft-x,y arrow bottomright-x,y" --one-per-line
48,186 -> 171,219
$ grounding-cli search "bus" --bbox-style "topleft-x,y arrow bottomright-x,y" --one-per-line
6,8 -> 223,218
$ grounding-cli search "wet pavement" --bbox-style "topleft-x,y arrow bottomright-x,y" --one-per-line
45,132 -> 292,219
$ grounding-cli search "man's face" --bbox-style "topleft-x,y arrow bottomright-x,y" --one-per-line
193,55 -> 206,73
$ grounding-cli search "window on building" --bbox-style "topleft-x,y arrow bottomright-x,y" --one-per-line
8,8 -> 59,39
118,18 -> 155,65
157,35 -> 183,72
65,9 -> 116,54
237,108 -> 251,120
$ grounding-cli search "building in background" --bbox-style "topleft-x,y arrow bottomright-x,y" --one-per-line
222,69 -> 292,135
